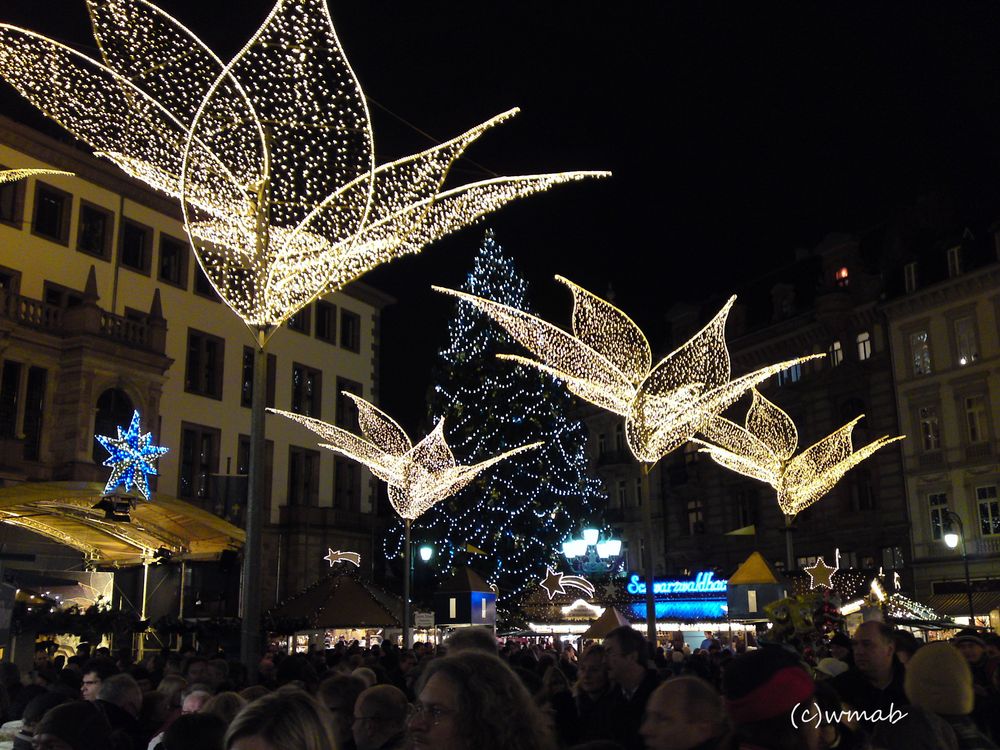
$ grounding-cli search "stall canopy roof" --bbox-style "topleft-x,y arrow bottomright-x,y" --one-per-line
0,481 -> 244,566
269,572 -> 402,631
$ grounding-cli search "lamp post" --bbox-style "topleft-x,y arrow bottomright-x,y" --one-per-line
403,528 -> 433,648
943,510 -> 975,625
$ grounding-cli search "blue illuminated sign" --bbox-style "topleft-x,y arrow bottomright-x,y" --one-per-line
626,572 -> 727,596
629,600 -> 728,620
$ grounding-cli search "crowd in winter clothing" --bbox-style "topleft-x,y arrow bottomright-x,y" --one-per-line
0,621 -> 998,750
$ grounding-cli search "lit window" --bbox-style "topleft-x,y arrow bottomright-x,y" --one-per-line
777,362 -> 801,386
909,330 -> 931,376
856,332 -> 871,361
918,406 -> 940,451
835,267 -> 849,287
928,492 -> 949,541
828,341 -> 843,367
954,316 -> 978,366
978,486 -> 1000,537
965,396 -> 988,444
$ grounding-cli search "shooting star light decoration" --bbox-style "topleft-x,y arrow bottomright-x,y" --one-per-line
435,278 -> 819,463
804,557 -> 838,590
695,388 -> 904,516
270,394 -> 541,520
95,410 -> 169,500
324,549 -> 361,567
539,566 -> 595,600
0,0 -> 607,339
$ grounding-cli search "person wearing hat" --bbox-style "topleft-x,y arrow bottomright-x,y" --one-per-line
952,629 -> 1000,741
902,641 -> 998,750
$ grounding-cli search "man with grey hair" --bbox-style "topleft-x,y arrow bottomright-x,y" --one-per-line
352,684 -> 408,750
445,626 -> 497,654
96,673 -> 144,748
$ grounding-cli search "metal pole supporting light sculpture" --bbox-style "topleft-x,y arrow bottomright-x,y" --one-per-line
695,388 -> 904,569
271,393 -> 541,647
0,0 -> 604,668
435,278 -> 818,642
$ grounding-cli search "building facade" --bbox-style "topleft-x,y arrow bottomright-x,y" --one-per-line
0,115 -> 393,612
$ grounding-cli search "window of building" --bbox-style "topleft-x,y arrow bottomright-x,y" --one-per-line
119,219 -> 153,274
0,167 -> 25,227
683,441 -> 699,465
22,366 -> 46,461
0,360 -> 21,439
736,488 -> 757,528
687,499 -> 704,535
853,470 -> 875,511
835,266 -> 849,287
340,309 -> 361,352
334,457 -> 361,511
178,422 -> 220,500
954,316 -> 978,366
158,234 -> 188,289
92,388 -> 134,462
909,330 -> 931,376
315,300 -> 336,344
185,328 -> 224,399
240,347 -> 276,409
777,363 -> 801,386
977,485 -> 1000,537
881,546 -> 905,570
291,363 -> 322,418
903,262 -> 918,293
193,263 -> 220,301
31,182 -> 71,244
0,266 -> 19,296
828,340 -> 844,367
609,479 -> 621,509
597,433 -> 607,457
840,550 -> 857,569
947,245 -> 962,278
617,480 -> 627,507
797,555 -> 818,568
287,445 -> 320,506
335,378 -> 363,430
76,201 -> 113,260
928,492 -> 949,541
237,434 -> 274,517
614,423 -> 625,453
43,280 -> 84,310
634,477 -> 642,506
856,332 -> 872,361
965,395 -> 988,444
919,406 -> 941,451
287,305 -> 311,334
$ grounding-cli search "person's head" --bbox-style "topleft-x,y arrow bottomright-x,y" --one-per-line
201,692 -> 247,727
851,621 -> 895,682
985,634 -> 1000,660
32,700 -> 112,750
904,641 -> 974,717
409,651 -> 556,750
952,629 -> 987,665
14,692 -> 69,749
722,646 -> 818,750
891,630 -> 921,665
96,672 -> 143,718
351,666 -> 377,689
641,676 -> 729,750
446,627 -> 497,654
603,626 -> 648,686
182,689 -> 213,715
399,650 -> 417,673
352,684 -> 409,750
157,674 -> 188,710
183,656 -> 210,685
317,673 -> 365,747
162,712 -> 227,750
577,645 -> 609,696
79,658 -> 118,702
828,632 -> 851,662
224,687 -> 336,750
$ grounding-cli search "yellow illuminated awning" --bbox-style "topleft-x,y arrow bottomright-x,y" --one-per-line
0,482 -> 245,566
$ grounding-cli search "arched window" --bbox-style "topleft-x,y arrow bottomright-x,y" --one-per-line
835,267 -> 849,287
93,388 -> 134,462
828,340 -> 844,367
856,331 -> 872,360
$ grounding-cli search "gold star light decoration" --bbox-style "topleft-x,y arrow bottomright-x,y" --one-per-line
0,0 -> 606,339
804,556 -> 838,589
435,278 -> 819,463
0,169 -> 74,184
270,394 -> 541,520
695,388 -> 904,516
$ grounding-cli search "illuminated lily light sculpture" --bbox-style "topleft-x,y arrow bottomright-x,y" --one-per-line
271,393 -> 541,646
0,0 -> 603,665
436,278 -> 818,640
694,388 -> 904,568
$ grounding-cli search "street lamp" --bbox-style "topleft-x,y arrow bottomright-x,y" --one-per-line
404,540 -> 435,647
419,546 -> 434,563
942,510 -> 975,625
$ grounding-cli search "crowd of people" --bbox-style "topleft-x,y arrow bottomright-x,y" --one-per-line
0,622 -> 997,750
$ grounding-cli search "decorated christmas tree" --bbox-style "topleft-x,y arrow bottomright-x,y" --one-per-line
385,230 -> 608,606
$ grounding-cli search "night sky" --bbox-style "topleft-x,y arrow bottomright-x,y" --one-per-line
6,1 -> 1000,433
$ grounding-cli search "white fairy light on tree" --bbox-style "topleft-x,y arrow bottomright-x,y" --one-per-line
0,0 -> 605,669
435,278 -> 819,641
271,394 -> 540,646
694,387 -> 904,568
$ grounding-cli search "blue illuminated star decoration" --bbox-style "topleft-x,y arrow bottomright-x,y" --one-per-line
95,410 -> 168,500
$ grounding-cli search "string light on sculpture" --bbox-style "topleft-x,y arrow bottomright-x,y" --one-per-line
435,279 -> 820,463
695,388 -> 904,516
0,0 -> 607,339
539,566 -> 595,600
324,549 -> 361,567
0,169 -> 73,184
95,410 -> 168,500
270,394 -> 541,521
804,557 -> 838,590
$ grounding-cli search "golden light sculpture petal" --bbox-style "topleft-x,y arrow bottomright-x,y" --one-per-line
433,286 -> 634,414
431,441 -> 544,501
0,169 -> 73,184
695,416 -> 781,484
746,388 -> 798,461
407,421 -> 457,473
557,275 -> 651,385
344,393 -> 411,457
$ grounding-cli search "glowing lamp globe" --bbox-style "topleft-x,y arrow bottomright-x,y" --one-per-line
944,532 -> 960,549
582,528 -> 600,545
419,546 -> 434,562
